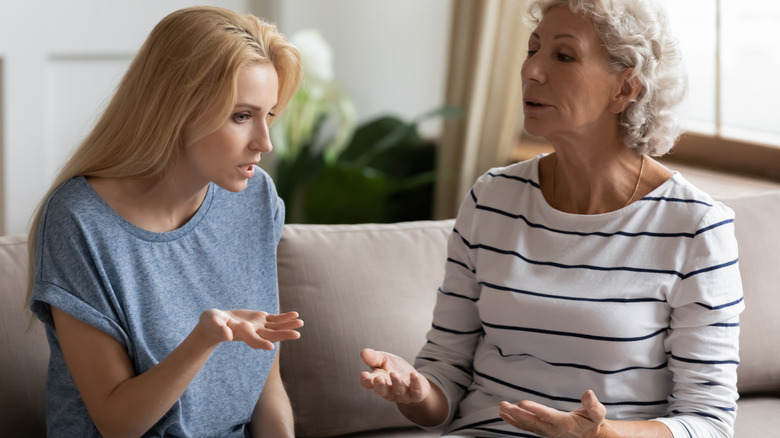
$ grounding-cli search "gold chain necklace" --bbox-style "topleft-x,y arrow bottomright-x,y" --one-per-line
552,155 -> 645,210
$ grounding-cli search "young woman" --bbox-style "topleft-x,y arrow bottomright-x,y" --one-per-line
27,7 -> 303,437
360,1 -> 742,437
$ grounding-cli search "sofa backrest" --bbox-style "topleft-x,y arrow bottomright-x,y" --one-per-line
0,235 -> 47,437
717,192 -> 780,394
277,220 -> 454,437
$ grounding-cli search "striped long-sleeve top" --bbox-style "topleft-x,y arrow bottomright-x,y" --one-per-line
415,156 -> 744,438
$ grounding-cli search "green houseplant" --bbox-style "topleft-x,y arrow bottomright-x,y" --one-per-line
272,29 -> 459,224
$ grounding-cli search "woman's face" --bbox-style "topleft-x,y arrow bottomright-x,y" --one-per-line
521,5 -> 625,143
182,63 -> 279,193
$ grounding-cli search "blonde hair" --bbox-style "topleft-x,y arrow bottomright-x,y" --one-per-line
26,6 -> 301,303
527,0 -> 687,156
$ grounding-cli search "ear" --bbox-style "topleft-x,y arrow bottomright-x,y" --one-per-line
609,68 -> 642,114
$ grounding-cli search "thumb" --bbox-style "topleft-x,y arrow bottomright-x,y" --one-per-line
360,348 -> 386,369
581,390 -> 606,420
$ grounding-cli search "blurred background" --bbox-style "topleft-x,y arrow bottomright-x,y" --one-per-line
0,0 -> 778,235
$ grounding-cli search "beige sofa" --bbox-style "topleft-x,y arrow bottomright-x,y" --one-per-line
2,190 -> 780,437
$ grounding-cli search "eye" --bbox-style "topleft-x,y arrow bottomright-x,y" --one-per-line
557,53 -> 575,62
232,112 -> 251,123
526,50 -> 538,58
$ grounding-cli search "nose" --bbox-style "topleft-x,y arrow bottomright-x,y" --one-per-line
521,53 -> 546,85
250,118 -> 273,153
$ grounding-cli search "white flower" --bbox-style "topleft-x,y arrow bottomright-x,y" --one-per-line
273,29 -> 355,160
291,29 -> 334,97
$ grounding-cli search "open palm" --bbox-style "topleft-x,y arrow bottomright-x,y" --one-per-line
359,348 -> 432,404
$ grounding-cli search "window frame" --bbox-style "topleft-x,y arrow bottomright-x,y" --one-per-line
662,0 -> 780,181
666,134 -> 780,182
513,133 -> 780,184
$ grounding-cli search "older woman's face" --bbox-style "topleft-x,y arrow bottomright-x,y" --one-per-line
521,5 -> 625,143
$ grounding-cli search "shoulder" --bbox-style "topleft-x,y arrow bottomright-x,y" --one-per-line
467,156 -> 542,207
653,173 -> 735,225
40,177 -> 109,234
474,156 -> 541,193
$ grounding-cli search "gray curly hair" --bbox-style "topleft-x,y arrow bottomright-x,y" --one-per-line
527,0 -> 688,156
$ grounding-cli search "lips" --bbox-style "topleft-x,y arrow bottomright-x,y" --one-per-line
523,98 -> 553,112
237,164 -> 256,178
524,97 -> 550,106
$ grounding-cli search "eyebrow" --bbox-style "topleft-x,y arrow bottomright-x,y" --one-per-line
235,103 -> 278,112
530,32 -> 581,41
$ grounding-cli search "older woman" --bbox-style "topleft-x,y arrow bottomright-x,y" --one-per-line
360,1 -> 743,437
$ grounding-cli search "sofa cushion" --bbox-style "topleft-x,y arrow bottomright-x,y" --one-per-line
0,235 -> 48,437
718,191 -> 780,394
277,220 -> 453,437
732,397 -> 780,436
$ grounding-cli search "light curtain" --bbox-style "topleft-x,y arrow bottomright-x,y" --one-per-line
434,0 -> 529,220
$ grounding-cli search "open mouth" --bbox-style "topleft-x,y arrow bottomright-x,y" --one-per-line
238,164 -> 256,178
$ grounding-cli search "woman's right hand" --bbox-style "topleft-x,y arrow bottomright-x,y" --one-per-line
359,348 -> 432,404
197,309 -> 303,350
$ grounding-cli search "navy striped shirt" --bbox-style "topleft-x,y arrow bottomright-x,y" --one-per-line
415,156 -> 743,438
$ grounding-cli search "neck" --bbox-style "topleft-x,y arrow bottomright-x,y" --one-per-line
87,164 -> 209,233
547,145 -> 645,214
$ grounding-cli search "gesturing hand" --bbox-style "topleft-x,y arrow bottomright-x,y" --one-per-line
359,348 -> 432,404
198,309 -> 303,350
499,390 -> 608,438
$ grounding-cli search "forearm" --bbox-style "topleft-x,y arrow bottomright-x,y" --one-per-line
396,380 -> 449,428
599,419 -> 673,438
251,355 -> 294,438
91,326 -> 218,437
53,307 -> 220,438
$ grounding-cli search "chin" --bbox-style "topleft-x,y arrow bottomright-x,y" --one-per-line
523,124 -> 546,138
216,180 -> 249,193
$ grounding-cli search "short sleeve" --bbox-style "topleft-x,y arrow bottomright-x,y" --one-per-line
30,186 -> 131,350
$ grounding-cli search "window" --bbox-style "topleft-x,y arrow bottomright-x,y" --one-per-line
660,0 -> 780,179
662,0 -> 780,147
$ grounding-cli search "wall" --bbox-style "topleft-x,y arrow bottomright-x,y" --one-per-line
0,0 -> 252,235
255,0 -> 452,139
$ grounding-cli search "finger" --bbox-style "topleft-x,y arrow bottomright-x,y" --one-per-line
581,389 -> 606,421
499,406 -> 524,429
521,403 -> 568,437
372,374 -> 391,398
360,369 -> 391,389
265,312 -> 304,326
257,328 -> 301,343
264,318 -> 304,330
499,401 -> 534,419
239,332 -> 275,350
266,311 -> 299,320
359,371 -> 376,389
408,372 -> 428,401
389,372 -> 407,397
518,399 -> 557,421
360,348 -> 386,369
231,320 -> 276,350
499,401 -> 533,428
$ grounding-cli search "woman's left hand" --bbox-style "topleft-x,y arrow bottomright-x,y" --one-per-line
499,389 -> 608,438
197,309 -> 303,350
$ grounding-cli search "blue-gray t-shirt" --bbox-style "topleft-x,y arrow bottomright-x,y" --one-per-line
30,170 -> 284,437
